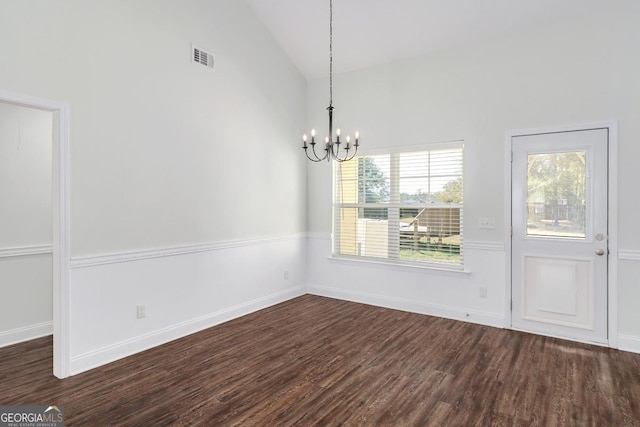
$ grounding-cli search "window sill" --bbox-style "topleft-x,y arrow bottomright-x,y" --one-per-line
327,255 -> 471,277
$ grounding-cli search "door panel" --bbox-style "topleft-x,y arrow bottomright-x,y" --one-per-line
522,255 -> 593,329
512,129 -> 608,344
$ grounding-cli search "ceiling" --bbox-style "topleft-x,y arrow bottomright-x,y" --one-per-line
245,0 -> 630,80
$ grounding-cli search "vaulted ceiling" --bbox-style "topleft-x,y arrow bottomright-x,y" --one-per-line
245,0 -> 632,80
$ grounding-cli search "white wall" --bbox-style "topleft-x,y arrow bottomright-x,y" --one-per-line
0,103 -> 53,346
0,0 -> 307,256
307,3 -> 640,346
68,236 -> 306,375
0,0 -> 308,371
308,236 -> 505,327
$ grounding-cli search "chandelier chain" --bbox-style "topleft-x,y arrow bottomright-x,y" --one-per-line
329,0 -> 333,106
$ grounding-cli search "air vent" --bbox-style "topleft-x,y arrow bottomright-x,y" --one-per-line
192,45 -> 214,69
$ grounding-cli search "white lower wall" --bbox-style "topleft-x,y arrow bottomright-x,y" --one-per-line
617,255 -> 640,353
0,249 -> 53,347
68,234 -> 307,375
8,233 -> 638,374
307,234 -> 505,328
308,235 -> 640,355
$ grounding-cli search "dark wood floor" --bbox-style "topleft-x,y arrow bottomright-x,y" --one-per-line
1,295 -> 639,426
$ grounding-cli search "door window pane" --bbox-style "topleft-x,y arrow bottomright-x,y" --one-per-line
526,151 -> 586,238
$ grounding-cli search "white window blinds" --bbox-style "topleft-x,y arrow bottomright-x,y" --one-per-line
334,142 -> 464,267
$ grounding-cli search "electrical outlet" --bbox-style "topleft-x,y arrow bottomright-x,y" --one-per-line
479,287 -> 488,298
136,305 -> 146,319
284,271 -> 289,280
479,218 -> 496,229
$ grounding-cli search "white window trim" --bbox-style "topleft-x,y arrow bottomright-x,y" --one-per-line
327,254 -> 471,277
332,140 -> 465,271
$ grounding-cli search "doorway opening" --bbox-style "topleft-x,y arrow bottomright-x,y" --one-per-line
0,90 -> 70,378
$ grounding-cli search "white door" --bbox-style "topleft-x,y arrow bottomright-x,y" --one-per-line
511,128 -> 608,344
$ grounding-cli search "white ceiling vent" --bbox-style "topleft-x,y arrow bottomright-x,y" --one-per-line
192,45 -> 214,69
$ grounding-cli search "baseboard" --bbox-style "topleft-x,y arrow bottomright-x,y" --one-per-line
0,321 -> 53,348
618,334 -> 640,354
70,286 -> 305,375
307,284 -> 504,329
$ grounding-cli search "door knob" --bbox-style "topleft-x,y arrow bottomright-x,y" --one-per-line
595,249 -> 605,256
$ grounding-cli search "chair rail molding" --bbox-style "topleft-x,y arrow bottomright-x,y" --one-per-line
70,233 -> 308,268
0,245 -> 53,258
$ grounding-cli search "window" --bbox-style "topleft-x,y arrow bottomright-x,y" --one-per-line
334,142 -> 464,268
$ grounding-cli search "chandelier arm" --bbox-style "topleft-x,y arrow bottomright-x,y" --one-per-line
310,143 -> 328,162
332,139 -> 341,160
305,149 -> 326,162
335,147 -> 358,162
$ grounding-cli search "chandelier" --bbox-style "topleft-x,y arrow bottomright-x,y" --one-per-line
302,0 -> 359,163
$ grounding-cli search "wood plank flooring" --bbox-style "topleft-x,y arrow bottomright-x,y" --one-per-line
1,295 -> 639,426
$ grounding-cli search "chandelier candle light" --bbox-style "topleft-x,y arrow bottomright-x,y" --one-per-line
302,0 -> 359,163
